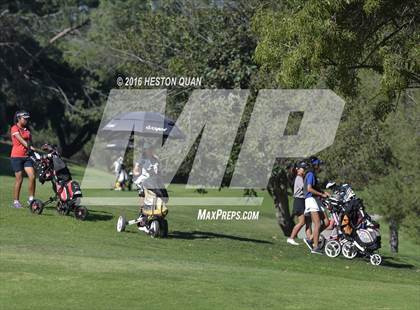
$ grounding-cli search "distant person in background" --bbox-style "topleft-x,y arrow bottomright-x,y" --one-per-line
112,156 -> 124,179
9,111 -> 36,208
303,157 -> 329,254
287,161 -> 312,245
112,156 -> 127,191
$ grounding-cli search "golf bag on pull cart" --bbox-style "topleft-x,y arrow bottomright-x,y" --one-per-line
116,186 -> 169,238
28,144 -> 88,220
322,182 -> 382,265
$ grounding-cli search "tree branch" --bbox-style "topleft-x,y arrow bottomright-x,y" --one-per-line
360,20 -> 413,66
48,19 -> 89,44
107,46 -> 168,73
21,19 -> 90,74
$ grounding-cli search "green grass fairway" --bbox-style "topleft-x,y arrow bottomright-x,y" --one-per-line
1,146 -> 419,309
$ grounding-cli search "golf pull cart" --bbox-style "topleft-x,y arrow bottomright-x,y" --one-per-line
28,144 -> 88,220
116,188 -> 169,238
321,182 -> 382,266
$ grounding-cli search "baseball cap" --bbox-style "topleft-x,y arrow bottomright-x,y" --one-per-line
310,156 -> 324,166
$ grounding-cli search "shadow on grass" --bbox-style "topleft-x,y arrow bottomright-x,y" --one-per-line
85,209 -> 114,222
35,205 -> 114,222
169,230 -> 273,244
381,256 -> 416,269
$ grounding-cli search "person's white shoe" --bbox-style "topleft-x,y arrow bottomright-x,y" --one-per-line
287,238 -> 299,246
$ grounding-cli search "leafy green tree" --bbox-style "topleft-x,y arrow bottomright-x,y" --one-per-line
253,0 -> 419,100
363,89 -> 420,252
0,1 -> 102,158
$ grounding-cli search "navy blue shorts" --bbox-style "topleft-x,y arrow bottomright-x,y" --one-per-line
10,157 -> 33,173
293,197 -> 305,216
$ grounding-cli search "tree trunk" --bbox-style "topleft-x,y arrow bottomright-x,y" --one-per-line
52,118 -> 99,158
274,194 -> 294,236
267,168 -> 294,236
389,219 -> 399,253
60,123 -> 96,158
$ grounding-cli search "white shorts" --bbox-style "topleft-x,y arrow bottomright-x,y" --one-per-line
304,197 -> 324,215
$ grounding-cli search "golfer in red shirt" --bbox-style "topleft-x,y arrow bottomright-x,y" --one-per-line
10,111 -> 36,208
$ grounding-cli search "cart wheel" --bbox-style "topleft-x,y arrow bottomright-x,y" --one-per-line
324,240 -> 341,258
160,219 -> 168,238
30,199 -> 44,215
116,216 -> 127,232
342,242 -> 357,259
150,220 -> 160,238
370,254 -> 382,266
74,206 -> 88,221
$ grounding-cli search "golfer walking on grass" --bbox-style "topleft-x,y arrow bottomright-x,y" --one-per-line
287,161 -> 312,245
10,111 -> 36,208
303,157 -> 329,254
